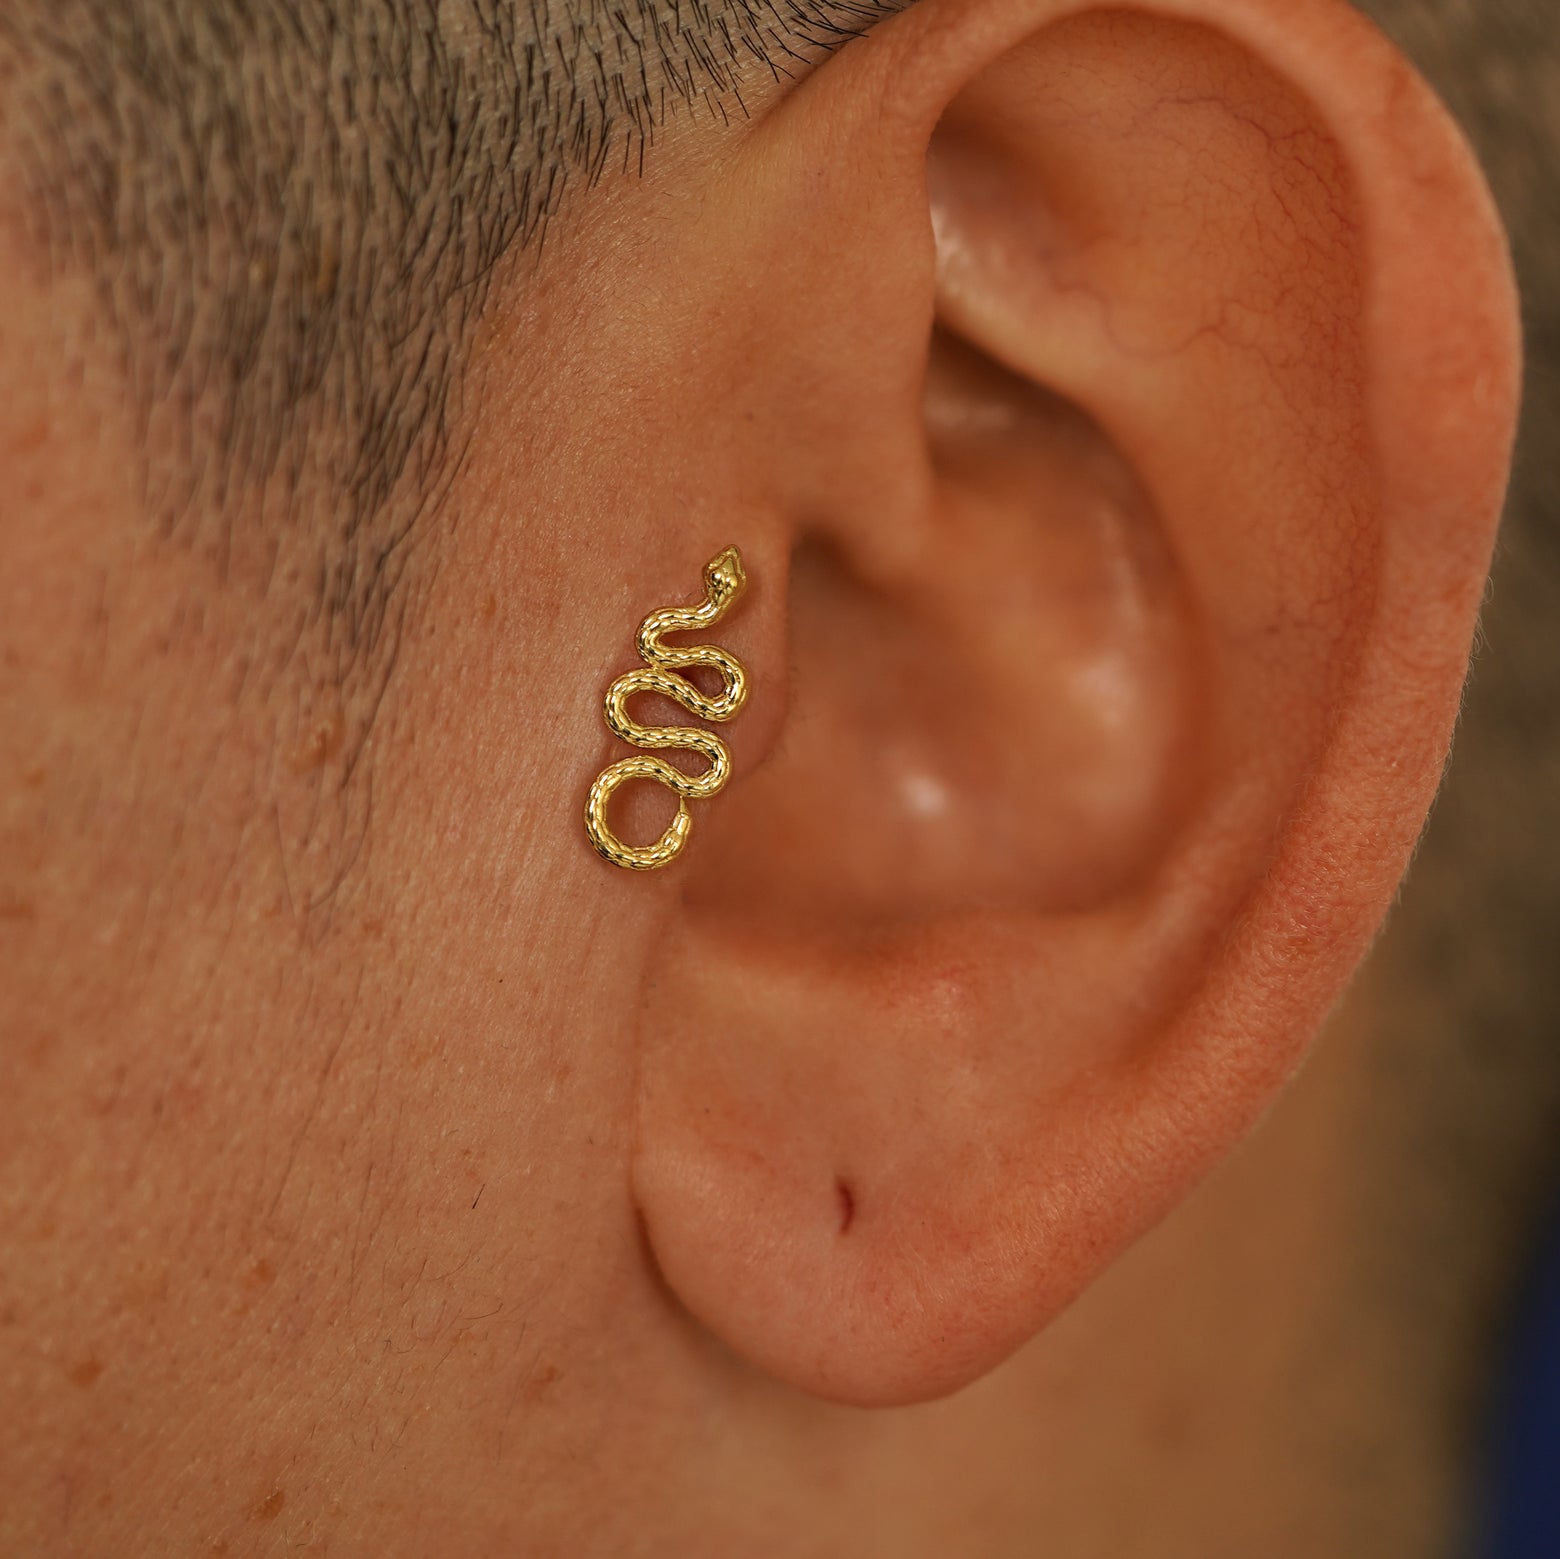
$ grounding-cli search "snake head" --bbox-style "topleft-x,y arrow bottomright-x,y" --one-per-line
703,546 -> 747,610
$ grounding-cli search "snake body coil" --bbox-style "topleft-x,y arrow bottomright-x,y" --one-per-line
585,547 -> 750,870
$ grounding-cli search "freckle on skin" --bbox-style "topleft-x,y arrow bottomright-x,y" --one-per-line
526,1363 -> 562,1396
68,1358 -> 104,1388
290,709 -> 344,772
250,1489 -> 285,1522
246,1258 -> 276,1288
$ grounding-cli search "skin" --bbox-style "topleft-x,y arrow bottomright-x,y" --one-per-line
0,0 -> 1522,1552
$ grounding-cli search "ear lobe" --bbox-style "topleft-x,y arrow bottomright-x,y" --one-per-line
628,0 -> 1519,1407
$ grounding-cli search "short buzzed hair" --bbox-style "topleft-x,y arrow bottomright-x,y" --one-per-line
0,0 -> 904,647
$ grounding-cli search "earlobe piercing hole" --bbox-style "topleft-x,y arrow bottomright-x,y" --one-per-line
836,1177 -> 856,1235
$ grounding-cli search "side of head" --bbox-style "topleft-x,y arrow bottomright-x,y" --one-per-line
0,0 -> 1539,1551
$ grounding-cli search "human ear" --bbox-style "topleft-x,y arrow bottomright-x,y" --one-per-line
620,0 -> 1519,1407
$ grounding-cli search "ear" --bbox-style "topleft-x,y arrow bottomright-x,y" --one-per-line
618,0 -> 1519,1406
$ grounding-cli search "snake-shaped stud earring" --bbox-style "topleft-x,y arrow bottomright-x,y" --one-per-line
584,546 -> 750,870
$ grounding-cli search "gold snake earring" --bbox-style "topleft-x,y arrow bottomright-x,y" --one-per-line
584,547 -> 750,870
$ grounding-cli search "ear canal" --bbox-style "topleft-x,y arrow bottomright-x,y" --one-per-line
628,0 -> 1519,1407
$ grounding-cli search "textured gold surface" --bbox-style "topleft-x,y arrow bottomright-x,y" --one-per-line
584,547 -> 750,870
